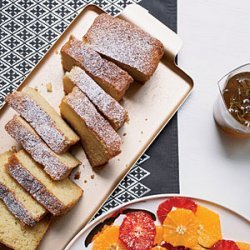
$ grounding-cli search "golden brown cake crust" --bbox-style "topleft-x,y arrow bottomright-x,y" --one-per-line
0,183 -> 39,227
7,155 -> 68,216
5,115 -> 79,180
61,36 -> 133,101
64,67 -> 128,130
64,87 -> 122,158
83,14 -> 164,81
5,90 -> 79,154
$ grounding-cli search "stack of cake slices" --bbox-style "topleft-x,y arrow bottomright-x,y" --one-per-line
60,13 -> 164,167
0,13 -> 164,250
1,86 -> 83,249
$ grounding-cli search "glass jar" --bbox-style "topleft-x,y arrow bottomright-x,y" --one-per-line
213,63 -> 250,138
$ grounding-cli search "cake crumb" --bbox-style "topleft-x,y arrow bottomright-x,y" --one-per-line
91,174 -> 95,179
34,86 -> 39,92
74,171 -> 81,180
123,132 -> 127,137
145,118 -> 148,121
55,49 -> 59,55
84,180 -> 87,184
11,146 -> 17,153
141,131 -> 143,134
46,82 -> 53,92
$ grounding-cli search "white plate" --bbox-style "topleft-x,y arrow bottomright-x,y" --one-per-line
65,194 -> 250,250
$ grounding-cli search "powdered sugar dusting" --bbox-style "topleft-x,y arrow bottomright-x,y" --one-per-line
6,91 -> 70,153
62,37 -> 132,93
5,115 -> 72,180
0,183 -> 37,226
66,88 -> 121,156
7,160 -> 65,215
84,14 -> 164,77
67,67 -> 128,130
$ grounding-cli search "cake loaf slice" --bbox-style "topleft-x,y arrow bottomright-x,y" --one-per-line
61,36 -> 133,101
83,14 -> 164,82
0,151 -> 47,227
5,87 -> 79,154
60,87 -> 122,167
0,199 -> 50,250
64,66 -> 128,130
5,115 -> 80,180
7,150 -> 83,216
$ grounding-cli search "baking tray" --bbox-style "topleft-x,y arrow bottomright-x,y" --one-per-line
0,4 -> 193,250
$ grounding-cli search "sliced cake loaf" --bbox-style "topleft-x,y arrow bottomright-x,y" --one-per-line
83,14 -> 164,82
61,36 -> 133,101
5,115 -> 80,180
7,150 -> 83,216
0,200 -> 50,250
60,87 -> 122,167
64,66 -> 128,130
5,87 -> 79,154
0,151 -> 47,227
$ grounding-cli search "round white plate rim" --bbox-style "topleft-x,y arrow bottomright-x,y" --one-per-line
65,193 -> 250,250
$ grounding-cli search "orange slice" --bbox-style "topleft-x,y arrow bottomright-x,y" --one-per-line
237,242 -> 250,250
154,226 -> 164,245
162,208 -> 199,248
92,225 -> 125,250
195,205 -> 222,248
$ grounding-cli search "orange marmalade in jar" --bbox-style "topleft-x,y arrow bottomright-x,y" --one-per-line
214,64 -> 250,138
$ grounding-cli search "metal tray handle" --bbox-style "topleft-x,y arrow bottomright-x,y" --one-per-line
120,4 -> 183,61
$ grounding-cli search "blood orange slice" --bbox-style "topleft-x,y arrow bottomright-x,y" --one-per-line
157,197 -> 197,224
119,211 -> 156,250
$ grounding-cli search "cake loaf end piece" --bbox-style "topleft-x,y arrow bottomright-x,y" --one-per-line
83,14 -> 164,82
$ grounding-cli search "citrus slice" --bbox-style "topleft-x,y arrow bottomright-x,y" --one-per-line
119,211 -> 156,250
162,208 -> 199,248
237,242 -> 250,250
157,197 -> 197,224
211,240 -> 240,250
154,226 -> 164,245
195,205 -> 222,248
92,225 -> 125,250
